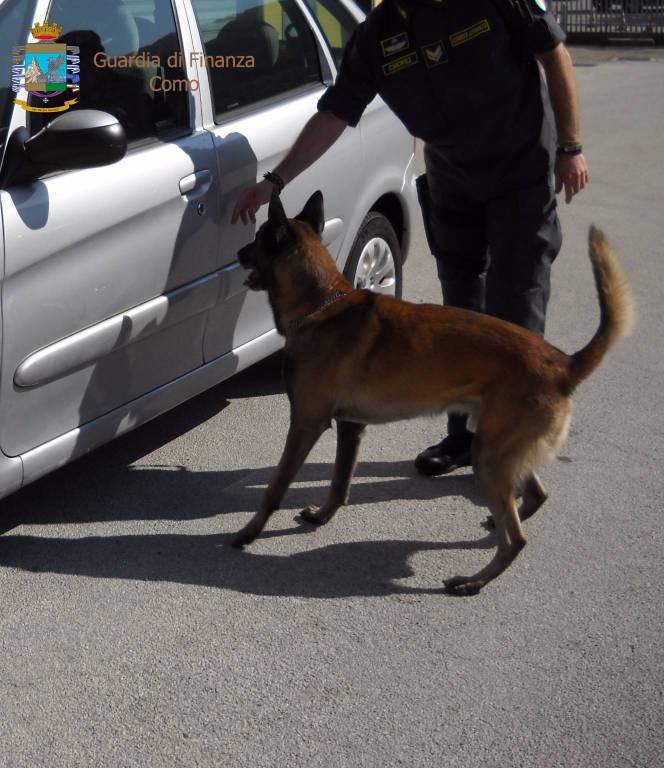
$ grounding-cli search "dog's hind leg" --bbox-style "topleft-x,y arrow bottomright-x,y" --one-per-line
444,436 -> 527,596
485,471 -> 548,528
232,424 -> 325,547
519,471 -> 548,521
445,495 -> 526,596
301,420 -> 366,526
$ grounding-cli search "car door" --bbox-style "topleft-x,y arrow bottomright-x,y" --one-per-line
0,0 -> 222,457
185,0 -> 364,362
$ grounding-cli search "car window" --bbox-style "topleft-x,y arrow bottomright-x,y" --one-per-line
302,0 -> 358,69
0,0 -> 39,155
27,0 -> 190,143
190,0 -> 321,119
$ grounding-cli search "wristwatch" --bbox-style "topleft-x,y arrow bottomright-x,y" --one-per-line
263,170 -> 285,193
556,142 -> 583,156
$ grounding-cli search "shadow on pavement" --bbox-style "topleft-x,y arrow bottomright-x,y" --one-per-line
0,526 -> 493,599
0,348 -> 493,597
0,458 -> 481,528
0,351 -> 286,533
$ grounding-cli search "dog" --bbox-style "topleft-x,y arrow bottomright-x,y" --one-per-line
232,189 -> 634,595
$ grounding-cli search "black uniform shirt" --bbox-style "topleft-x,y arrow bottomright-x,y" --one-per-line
318,0 -> 566,196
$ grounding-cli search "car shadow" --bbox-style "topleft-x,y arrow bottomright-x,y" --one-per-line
0,351 -> 285,531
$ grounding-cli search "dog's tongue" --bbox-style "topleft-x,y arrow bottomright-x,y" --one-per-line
244,270 -> 263,291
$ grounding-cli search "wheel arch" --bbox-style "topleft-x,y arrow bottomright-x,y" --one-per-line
368,193 -> 406,260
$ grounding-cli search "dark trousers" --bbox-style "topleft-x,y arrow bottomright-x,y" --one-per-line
417,160 -> 563,436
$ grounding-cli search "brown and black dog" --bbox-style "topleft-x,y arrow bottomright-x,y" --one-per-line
233,189 -> 633,595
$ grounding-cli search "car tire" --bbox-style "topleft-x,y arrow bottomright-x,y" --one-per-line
343,212 -> 402,298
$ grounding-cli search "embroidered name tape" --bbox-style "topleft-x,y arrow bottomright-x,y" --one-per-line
449,19 -> 491,48
382,51 -> 418,76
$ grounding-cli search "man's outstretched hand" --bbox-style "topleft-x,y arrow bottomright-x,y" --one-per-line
555,153 -> 589,204
232,179 -> 274,224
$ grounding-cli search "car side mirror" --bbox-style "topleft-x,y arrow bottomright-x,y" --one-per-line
0,109 -> 127,188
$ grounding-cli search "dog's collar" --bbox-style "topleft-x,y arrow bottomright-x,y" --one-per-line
287,290 -> 350,332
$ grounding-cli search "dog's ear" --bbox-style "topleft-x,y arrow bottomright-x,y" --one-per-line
295,191 -> 324,238
267,185 -> 293,248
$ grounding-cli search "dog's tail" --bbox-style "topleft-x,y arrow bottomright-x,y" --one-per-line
566,226 -> 635,392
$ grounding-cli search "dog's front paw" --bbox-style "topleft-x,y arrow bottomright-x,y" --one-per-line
299,504 -> 337,526
444,575 -> 484,596
299,505 -> 324,525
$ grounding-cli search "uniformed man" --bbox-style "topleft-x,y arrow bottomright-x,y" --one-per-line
232,0 -> 589,476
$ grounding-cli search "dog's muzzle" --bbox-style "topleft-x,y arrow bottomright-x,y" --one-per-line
237,244 -> 265,291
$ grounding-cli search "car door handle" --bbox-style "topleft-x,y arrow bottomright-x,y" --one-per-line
179,170 -> 212,196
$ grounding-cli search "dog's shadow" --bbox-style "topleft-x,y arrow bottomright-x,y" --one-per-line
0,527 -> 493,599
0,456 -> 491,598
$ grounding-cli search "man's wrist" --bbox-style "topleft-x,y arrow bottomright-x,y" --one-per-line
263,170 -> 285,193
556,141 -> 583,156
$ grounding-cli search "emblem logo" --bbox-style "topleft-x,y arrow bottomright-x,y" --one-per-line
11,21 -> 81,113
380,32 -> 410,58
421,41 -> 448,68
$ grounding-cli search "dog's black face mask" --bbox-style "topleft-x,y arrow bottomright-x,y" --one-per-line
238,189 -> 325,291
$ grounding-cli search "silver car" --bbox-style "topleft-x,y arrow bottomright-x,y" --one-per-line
0,0 -> 417,501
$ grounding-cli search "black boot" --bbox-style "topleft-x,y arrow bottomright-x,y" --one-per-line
414,415 -> 473,476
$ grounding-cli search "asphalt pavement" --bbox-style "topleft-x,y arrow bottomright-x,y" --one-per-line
0,53 -> 662,768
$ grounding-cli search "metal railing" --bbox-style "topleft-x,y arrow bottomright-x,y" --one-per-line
553,0 -> 664,42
